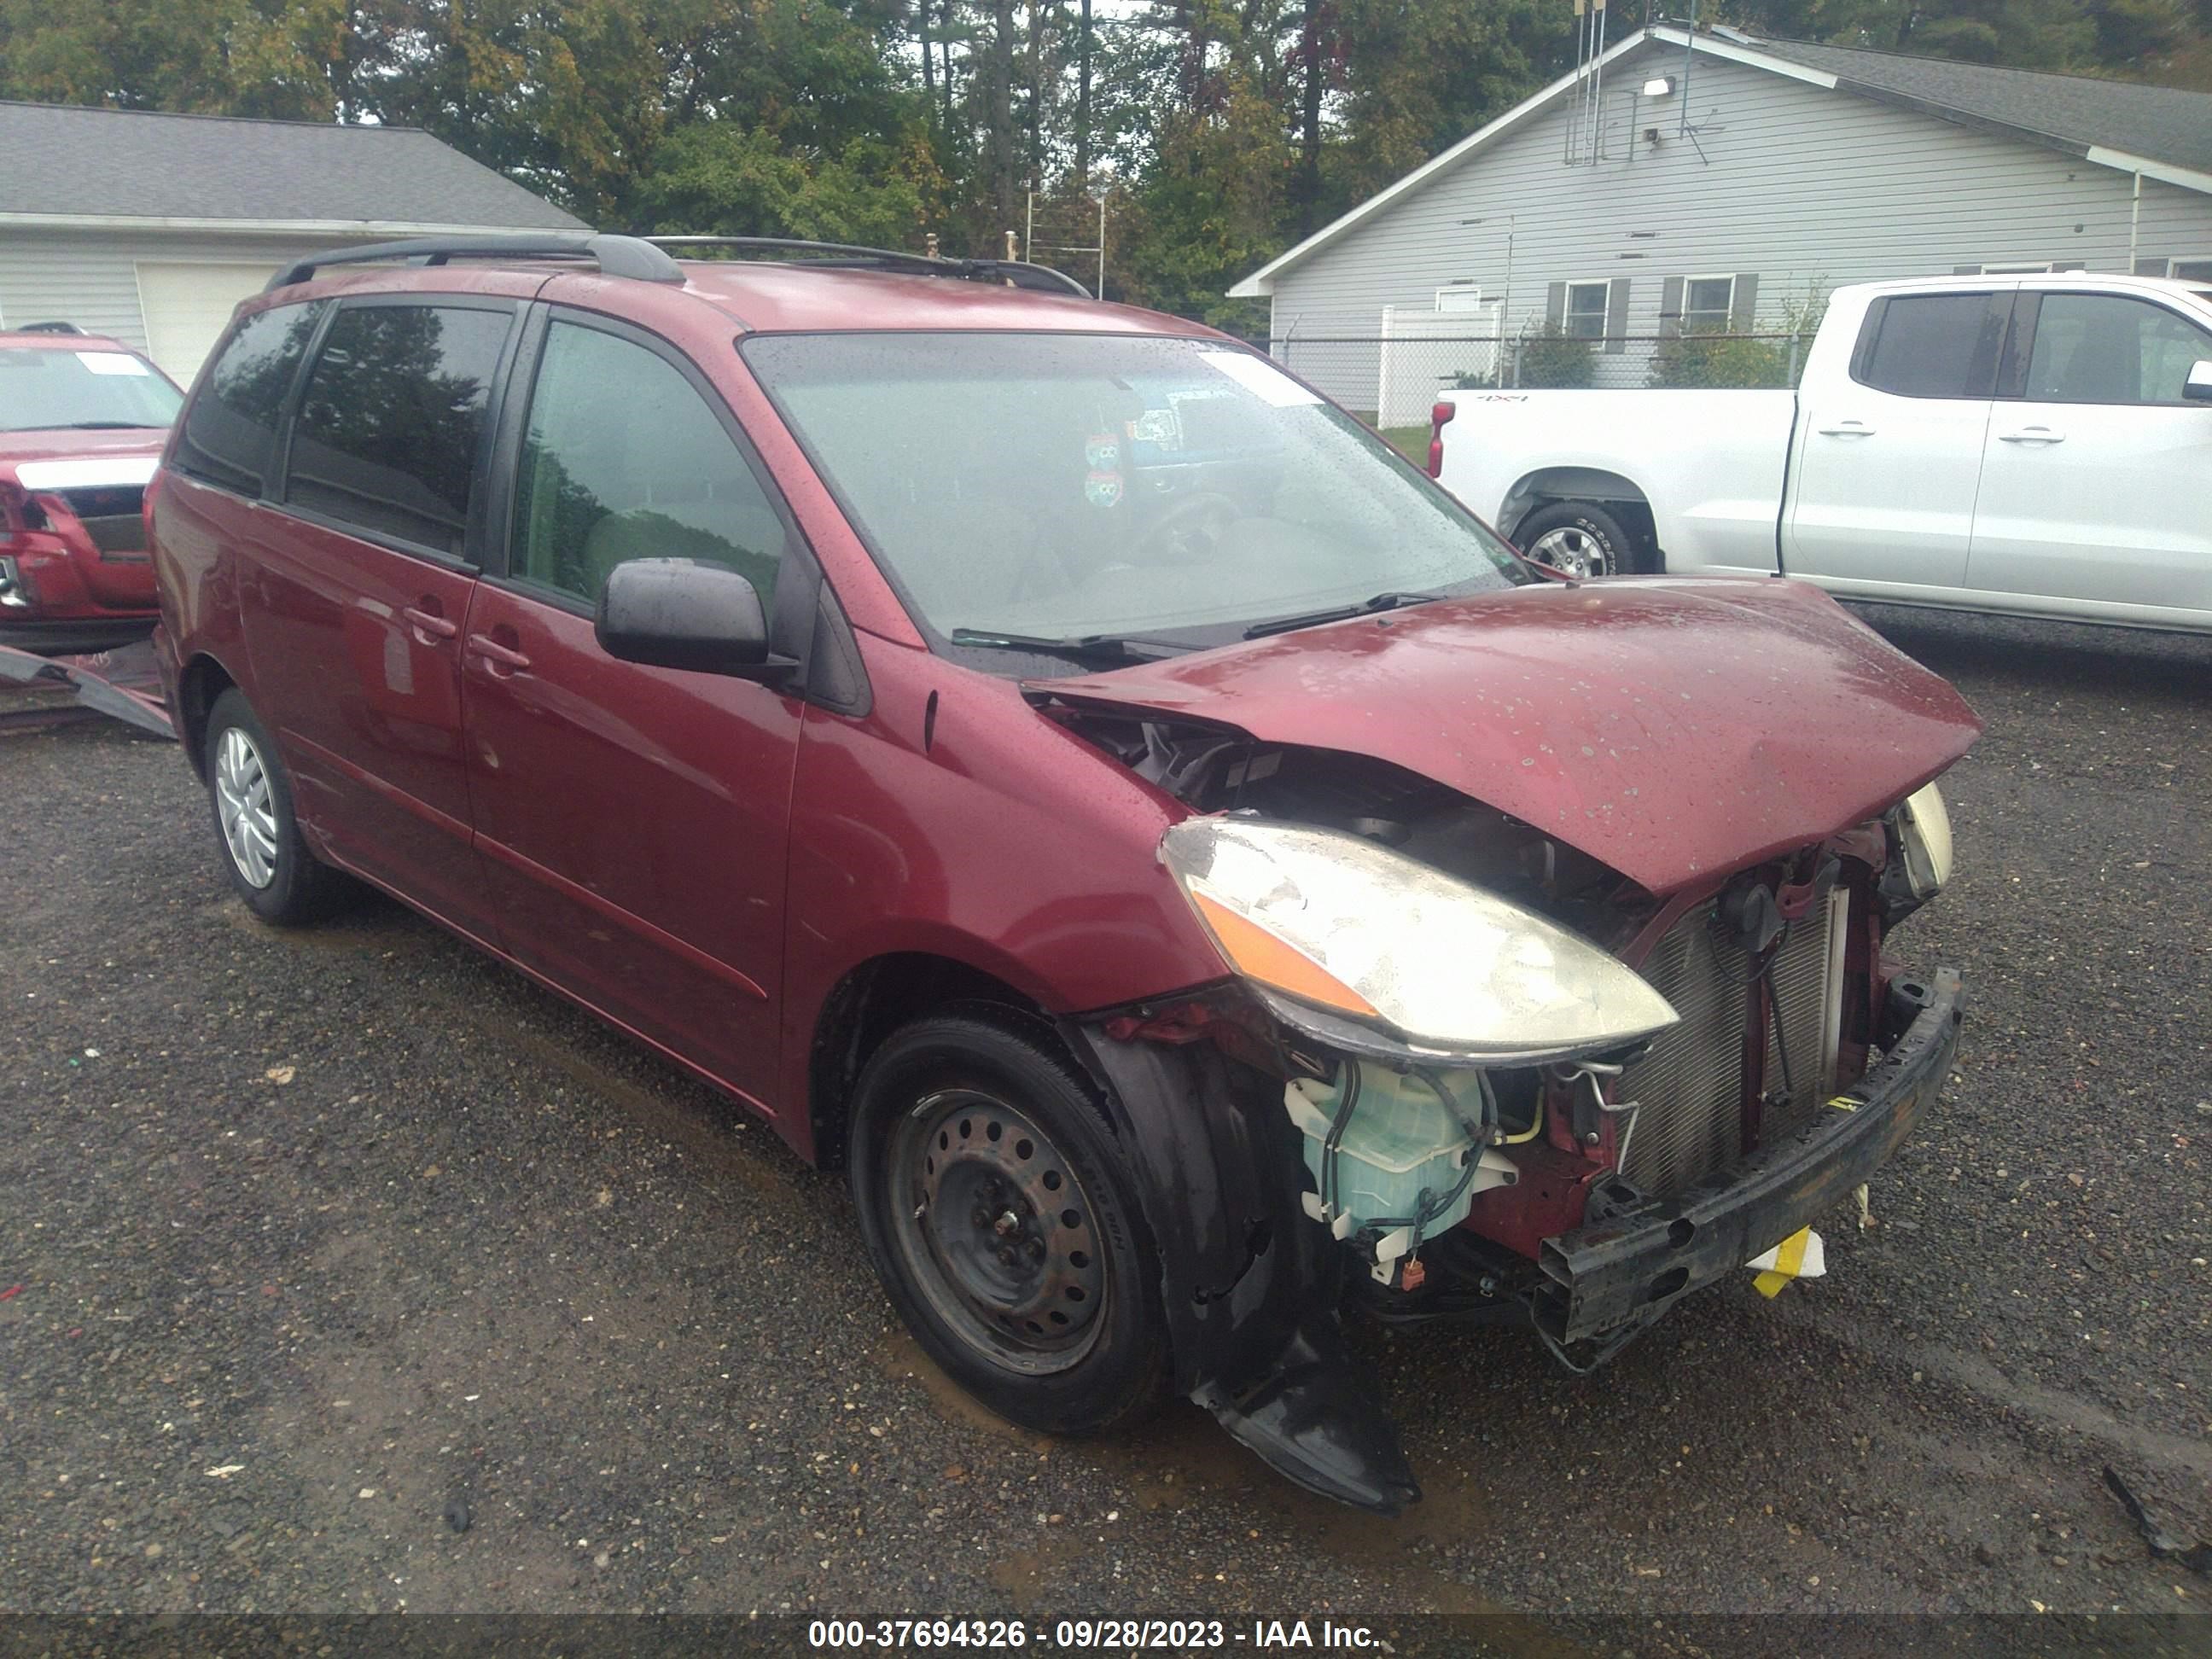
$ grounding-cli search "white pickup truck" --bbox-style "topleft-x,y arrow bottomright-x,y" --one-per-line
1435,272 -> 2212,632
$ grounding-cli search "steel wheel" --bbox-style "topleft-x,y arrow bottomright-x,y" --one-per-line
213,725 -> 279,889
888,1086 -> 1108,1376
1524,523 -> 1615,578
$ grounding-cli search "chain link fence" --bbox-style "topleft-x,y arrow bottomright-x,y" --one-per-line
1265,330 -> 1815,435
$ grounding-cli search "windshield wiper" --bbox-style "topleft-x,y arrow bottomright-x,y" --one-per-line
948,627 -> 1190,665
1241,590 -> 1445,640
45,421 -> 159,431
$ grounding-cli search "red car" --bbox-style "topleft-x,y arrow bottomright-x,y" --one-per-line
148,236 -> 1978,1513
0,324 -> 183,652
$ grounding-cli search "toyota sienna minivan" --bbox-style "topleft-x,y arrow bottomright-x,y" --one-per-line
148,234 -> 1977,1512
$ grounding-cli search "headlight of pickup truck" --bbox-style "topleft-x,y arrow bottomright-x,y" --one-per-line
1161,817 -> 1679,1062
1893,782 -> 1953,900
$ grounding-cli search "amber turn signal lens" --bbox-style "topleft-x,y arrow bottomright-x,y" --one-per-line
1189,888 -> 1381,1019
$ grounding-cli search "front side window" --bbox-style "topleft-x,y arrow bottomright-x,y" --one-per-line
742,332 -> 1529,657
1856,294 -> 2004,399
509,321 -> 786,609
2023,294 -> 2212,405
1682,276 -> 1735,334
285,304 -> 510,556
172,303 -> 320,495
1563,282 -> 1610,341
0,345 -> 182,435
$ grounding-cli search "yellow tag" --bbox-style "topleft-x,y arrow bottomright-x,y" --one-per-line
1828,1095 -> 1859,1112
1753,1226 -> 1813,1299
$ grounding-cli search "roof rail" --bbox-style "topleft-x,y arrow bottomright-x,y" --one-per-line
265,234 -> 683,293
18,320 -> 86,335
646,236 -> 1091,299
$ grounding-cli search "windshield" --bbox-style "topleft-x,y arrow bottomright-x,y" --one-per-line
0,346 -> 183,433
742,333 -> 1529,652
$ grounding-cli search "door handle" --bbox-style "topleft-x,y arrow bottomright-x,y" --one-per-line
1816,420 -> 1875,437
467,632 -> 532,674
1998,427 -> 2065,444
402,604 -> 457,643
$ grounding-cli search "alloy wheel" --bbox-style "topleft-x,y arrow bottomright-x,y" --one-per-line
1525,524 -> 1615,578
214,725 -> 279,889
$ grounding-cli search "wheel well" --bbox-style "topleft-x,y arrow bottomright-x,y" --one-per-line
808,953 -> 1051,1171
175,655 -> 236,780
1499,468 -> 1658,565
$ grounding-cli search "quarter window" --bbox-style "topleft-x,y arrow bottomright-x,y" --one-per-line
285,305 -> 510,556
172,303 -> 322,496
1563,282 -> 1610,341
1856,294 -> 2003,399
2023,294 -> 2212,405
509,321 -> 786,609
1682,276 -> 1735,334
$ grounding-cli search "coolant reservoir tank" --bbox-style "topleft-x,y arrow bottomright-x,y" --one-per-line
1284,1062 -> 1517,1266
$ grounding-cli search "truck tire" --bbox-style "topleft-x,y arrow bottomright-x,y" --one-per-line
1516,501 -> 1647,578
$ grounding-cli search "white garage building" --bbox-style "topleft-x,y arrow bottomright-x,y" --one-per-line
0,100 -> 585,383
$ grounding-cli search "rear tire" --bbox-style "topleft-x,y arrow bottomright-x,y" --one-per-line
849,1010 -> 1170,1436
1516,500 -> 1647,577
202,688 -> 348,925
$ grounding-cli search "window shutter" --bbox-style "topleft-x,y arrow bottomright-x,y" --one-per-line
1731,273 -> 1760,332
1659,276 -> 1684,337
2133,256 -> 2169,276
1545,282 -> 1566,328
1605,277 -> 1632,353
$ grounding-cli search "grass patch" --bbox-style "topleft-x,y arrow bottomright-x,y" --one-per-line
1379,426 -> 1429,466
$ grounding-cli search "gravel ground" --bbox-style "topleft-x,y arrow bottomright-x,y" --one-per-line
1,605 -> 2207,1642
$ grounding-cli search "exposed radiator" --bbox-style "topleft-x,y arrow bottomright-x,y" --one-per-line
1615,888 -> 1848,1198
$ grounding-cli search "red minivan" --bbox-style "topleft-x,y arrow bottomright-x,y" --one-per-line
149,235 -> 1977,1513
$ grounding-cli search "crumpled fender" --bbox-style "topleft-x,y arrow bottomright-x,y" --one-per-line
1065,1017 -> 1421,1515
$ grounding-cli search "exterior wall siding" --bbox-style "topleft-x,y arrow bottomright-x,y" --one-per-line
0,227 -> 369,357
1263,45 -> 2212,409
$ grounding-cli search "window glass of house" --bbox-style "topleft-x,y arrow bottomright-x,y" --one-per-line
285,305 -> 509,556
2024,294 -> 2212,404
1859,294 -> 2000,399
1682,277 -> 1734,333
174,302 -> 323,495
510,321 -> 785,609
2171,259 -> 2212,282
1563,283 -> 1609,340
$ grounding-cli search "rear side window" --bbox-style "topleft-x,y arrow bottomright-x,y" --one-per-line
172,303 -> 321,495
508,320 -> 786,608
284,304 -> 511,557
1854,294 -> 2004,399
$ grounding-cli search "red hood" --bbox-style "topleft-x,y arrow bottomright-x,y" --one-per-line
1033,577 -> 1982,895
0,428 -> 167,474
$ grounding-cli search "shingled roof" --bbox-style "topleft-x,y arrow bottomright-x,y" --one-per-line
1745,35 -> 2212,176
0,100 -> 586,231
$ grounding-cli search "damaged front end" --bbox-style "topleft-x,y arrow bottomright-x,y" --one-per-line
1057,703 -> 1967,1515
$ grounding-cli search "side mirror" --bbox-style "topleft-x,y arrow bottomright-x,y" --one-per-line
2187,359 -> 2212,403
596,557 -> 786,678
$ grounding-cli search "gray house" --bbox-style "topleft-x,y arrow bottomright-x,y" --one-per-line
1231,23 -> 2212,418
0,101 -> 585,382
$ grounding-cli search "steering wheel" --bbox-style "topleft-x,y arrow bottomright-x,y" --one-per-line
1128,491 -> 1242,565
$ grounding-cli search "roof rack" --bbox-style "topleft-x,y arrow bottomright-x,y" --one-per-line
646,236 -> 1091,299
266,234 -> 682,292
18,320 -> 86,335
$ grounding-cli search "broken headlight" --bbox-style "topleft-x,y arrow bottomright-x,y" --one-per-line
1892,781 -> 1953,902
1160,817 -> 1679,1063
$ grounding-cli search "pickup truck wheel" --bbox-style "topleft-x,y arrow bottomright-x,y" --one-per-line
1516,502 -> 1643,578
202,689 -> 349,925
849,1011 -> 1170,1436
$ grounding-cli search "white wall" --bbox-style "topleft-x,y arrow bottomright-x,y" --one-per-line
1262,45 -> 2212,407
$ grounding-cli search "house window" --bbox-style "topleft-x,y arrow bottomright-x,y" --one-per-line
2172,259 -> 2212,282
1563,281 -> 1610,339
1682,275 -> 1736,333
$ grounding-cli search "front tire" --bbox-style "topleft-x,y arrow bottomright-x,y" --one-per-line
1516,500 -> 1647,578
202,688 -> 347,925
849,1010 -> 1170,1435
